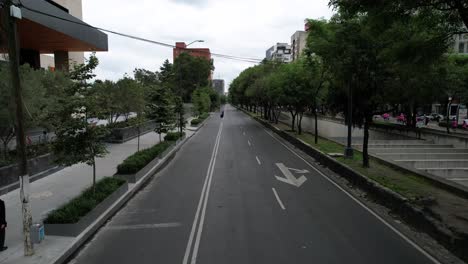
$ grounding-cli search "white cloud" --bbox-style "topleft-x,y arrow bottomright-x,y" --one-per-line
83,0 -> 334,90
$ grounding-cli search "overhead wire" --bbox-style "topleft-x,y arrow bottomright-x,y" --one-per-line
16,0 -> 262,63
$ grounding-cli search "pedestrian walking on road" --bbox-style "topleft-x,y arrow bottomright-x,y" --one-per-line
220,110 -> 224,118
0,199 -> 7,252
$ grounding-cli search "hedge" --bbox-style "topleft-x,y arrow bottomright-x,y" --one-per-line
116,141 -> 173,175
199,112 -> 209,120
164,132 -> 185,141
191,119 -> 202,126
44,177 -> 126,224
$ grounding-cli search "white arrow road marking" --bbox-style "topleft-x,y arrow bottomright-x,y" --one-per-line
288,168 -> 309,174
274,163 -> 307,187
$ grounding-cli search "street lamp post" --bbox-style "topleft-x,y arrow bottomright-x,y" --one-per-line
446,96 -> 452,134
186,40 -> 204,47
344,82 -> 354,158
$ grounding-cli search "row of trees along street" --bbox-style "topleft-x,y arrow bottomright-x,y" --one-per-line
1,49 -> 222,254
229,0 -> 468,168
0,50 -> 222,192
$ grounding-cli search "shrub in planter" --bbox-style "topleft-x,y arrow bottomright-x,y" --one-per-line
199,112 -> 209,120
164,132 -> 186,141
191,119 -> 202,126
44,177 -> 126,224
117,141 -> 173,174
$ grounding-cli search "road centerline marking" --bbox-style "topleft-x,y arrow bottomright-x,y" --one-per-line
183,122 -> 223,264
272,188 -> 286,210
106,223 -> 181,230
256,156 -> 261,165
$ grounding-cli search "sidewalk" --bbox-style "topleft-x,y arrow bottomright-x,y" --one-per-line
0,130 -> 175,263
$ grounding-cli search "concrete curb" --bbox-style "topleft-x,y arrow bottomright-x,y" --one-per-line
240,108 -> 468,262
50,130 -> 196,264
187,114 -> 211,132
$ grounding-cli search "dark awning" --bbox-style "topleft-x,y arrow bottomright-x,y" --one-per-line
1,0 -> 108,53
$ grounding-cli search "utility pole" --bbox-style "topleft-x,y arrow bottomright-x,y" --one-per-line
344,82 -> 354,158
3,1 -> 35,256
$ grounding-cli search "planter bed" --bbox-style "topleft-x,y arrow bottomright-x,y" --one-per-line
44,178 -> 128,237
106,120 -> 158,143
114,138 -> 181,183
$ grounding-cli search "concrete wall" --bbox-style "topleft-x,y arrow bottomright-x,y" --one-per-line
0,154 -> 56,188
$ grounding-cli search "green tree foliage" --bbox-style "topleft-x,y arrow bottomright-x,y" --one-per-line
192,87 -> 212,115
147,86 -> 175,141
173,53 -> 213,102
49,54 -> 108,193
330,0 -> 468,29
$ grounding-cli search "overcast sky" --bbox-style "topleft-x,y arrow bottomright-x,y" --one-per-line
82,0 -> 334,91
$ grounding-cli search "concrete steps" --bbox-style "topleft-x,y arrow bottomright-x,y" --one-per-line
370,148 -> 468,154
355,144 -> 453,149
378,153 -> 468,160
396,159 -> 468,169
422,168 -> 468,178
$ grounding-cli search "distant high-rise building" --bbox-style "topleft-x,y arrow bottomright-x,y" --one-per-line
265,43 -> 292,63
212,79 -> 225,95
291,31 -> 308,61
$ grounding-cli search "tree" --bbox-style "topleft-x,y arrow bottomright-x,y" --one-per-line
49,54 -> 108,193
330,0 -> 468,30
192,87 -> 212,115
174,96 -> 186,135
173,53 -> 213,102
147,85 -> 175,142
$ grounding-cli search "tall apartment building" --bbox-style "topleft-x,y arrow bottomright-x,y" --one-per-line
212,79 -> 225,95
265,43 -> 292,63
291,31 -> 308,61
40,0 -> 85,70
454,34 -> 468,54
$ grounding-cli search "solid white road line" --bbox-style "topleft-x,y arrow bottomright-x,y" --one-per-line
106,223 -> 181,230
256,156 -> 261,165
248,140 -> 251,146
262,128 -> 443,264
191,122 -> 223,264
182,122 -> 223,264
272,188 -> 286,210
448,178 -> 468,181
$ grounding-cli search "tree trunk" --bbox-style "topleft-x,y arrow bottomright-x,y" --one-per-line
297,112 -> 303,135
290,111 -> 296,132
314,109 -> 318,144
137,126 -> 141,152
363,116 -> 370,168
159,133 -> 162,143
2,141 -> 8,161
92,157 -> 96,195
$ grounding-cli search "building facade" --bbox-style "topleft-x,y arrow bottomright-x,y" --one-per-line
0,0 -> 108,71
454,34 -> 468,54
212,79 -> 225,95
40,0 -> 85,69
265,43 -> 292,63
291,31 -> 308,61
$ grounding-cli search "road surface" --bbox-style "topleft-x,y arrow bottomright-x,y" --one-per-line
70,105 -> 438,264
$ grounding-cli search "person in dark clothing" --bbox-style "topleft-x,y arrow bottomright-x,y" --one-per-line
220,111 -> 224,118
0,199 -> 7,251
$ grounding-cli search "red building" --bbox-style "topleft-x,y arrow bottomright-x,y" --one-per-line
173,42 -> 212,61
173,42 -> 213,80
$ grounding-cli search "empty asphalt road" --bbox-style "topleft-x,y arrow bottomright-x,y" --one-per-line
70,105 -> 439,264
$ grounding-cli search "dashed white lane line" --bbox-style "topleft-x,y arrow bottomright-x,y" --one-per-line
272,188 -> 286,210
248,140 -> 251,146
256,156 -> 261,165
243,131 -> 245,136
106,223 -> 181,230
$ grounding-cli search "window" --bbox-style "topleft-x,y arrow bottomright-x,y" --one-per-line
459,42 -> 465,53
